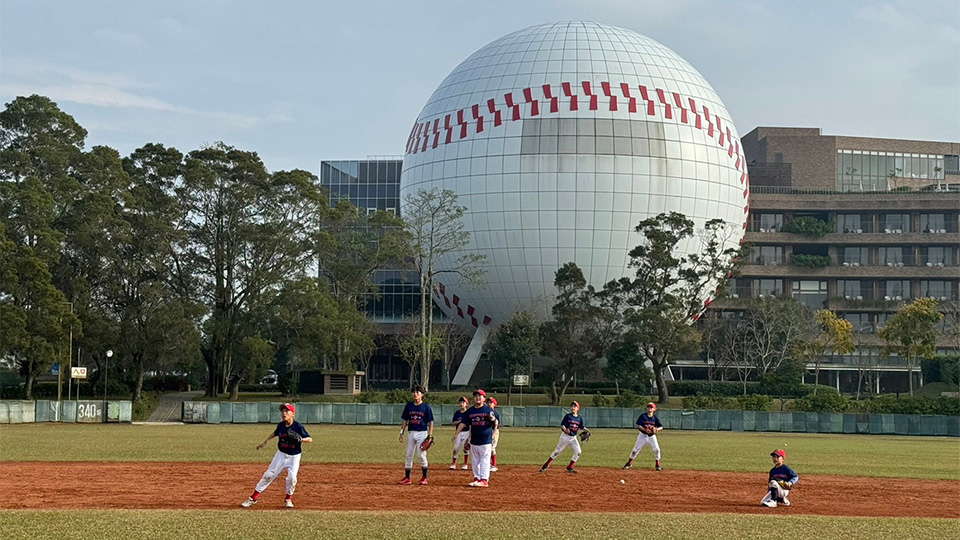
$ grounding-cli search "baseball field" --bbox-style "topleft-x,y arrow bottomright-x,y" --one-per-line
1,423 -> 958,539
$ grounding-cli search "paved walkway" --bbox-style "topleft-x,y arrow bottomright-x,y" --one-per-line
146,390 -> 204,422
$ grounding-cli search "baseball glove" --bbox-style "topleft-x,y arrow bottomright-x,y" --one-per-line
463,441 -> 471,452
645,425 -> 657,436
777,480 -> 793,490
286,430 -> 302,443
579,429 -> 591,443
420,435 -> 434,451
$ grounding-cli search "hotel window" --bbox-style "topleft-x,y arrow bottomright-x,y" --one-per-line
837,280 -> 863,299
920,213 -> 948,233
878,247 -> 907,266
792,280 -> 828,310
752,246 -> 783,265
880,214 -> 910,233
921,281 -> 952,301
840,247 -> 868,266
883,280 -> 911,300
755,213 -> 783,232
752,279 -> 784,298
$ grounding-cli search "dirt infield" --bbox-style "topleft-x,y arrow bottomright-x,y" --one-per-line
2,461 -> 956,518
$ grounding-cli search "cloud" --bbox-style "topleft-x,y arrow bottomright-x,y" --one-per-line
0,58 -> 264,130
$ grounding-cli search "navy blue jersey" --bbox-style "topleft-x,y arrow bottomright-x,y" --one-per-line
401,401 -> 434,431
467,405 -> 497,445
452,409 -> 469,432
561,413 -> 585,435
636,413 -> 662,432
769,465 -> 799,485
274,421 -> 310,455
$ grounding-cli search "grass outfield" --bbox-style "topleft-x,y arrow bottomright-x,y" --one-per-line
0,510 -> 955,540
1,424 -> 957,480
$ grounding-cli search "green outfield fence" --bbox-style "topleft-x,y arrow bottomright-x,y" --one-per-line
179,401 -> 960,437
0,400 -> 132,423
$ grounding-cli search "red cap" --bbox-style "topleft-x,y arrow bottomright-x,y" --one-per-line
458,396 -> 468,403
646,402 -> 657,410
771,449 -> 785,458
571,401 -> 580,408
473,389 -> 486,397
489,397 -> 498,406
280,403 -> 296,414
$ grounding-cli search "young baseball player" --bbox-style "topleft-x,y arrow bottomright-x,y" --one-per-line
489,397 -> 501,472
398,385 -> 435,485
623,402 -> 663,471
455,389 -> 498,487
450,396 -> 470,470
762,449 -> 799,507
540,401 -> 586,474
241,403 -> 312,508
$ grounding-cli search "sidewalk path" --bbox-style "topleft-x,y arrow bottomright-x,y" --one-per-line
146,390 -> 204,422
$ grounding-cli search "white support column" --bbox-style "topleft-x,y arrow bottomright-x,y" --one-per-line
451,325 -> 491,386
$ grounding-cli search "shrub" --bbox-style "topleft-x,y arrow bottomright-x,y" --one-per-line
791,392 -> 849,412
782,216 -> 834,238
736,394 -> 773,411
384,388 -> 410,403
922,356 -> 960,387
614,389 -> 643,408
592,392 -> 612,408
846,395 -> 960,415
354,390 -> 381,403
424,393 -> 457,405
238,383 -> 279,393
791,254 -> 831,267
668,380 -> 761,397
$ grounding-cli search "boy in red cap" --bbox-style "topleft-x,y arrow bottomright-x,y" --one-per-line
762,449 -> 799,507
454,389 -> 498,487
450,396 -> 471,469
623,402 -> 662,471
539,401 -> 586,474
241,403 -> 312,508
489,397 -> 501,472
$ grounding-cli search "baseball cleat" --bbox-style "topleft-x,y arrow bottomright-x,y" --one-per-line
781,498 -> 790,506
397,477 -> 412,485
655,465 -> 662,471
468,480 -> 480,487
477,479 -> 489,487
622,464 -> 631,470
490,466 -> 498,472
418,478 -> 428,485
449,464 -> 457,470
538,467 -> 547,473
762,500 -> 777,508
240,497 -> 257,508
565,468 -> 578,474
461,465 -> 469,470
285,499 -> 294,508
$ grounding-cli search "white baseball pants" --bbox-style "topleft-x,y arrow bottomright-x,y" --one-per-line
761,480 -> 792,504
491,429 -> 500,455
255,451 -> 301,496
469,443 -> 492,480
404,430 -> 429,468
453,431 -> 470,460
550,433 -> 581,461
629,432 -> 661,460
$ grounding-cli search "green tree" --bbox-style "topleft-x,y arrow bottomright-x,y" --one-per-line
539,263 -> 605,405
0,224 -> 78,398
604,333 -> 654,393
401,188 -> 484,391
879,297 -> 944,395
760,357 -> 805,410
172,144 -> 323,396
620,212 -> 741,404
798,310 -> 855,395
486,311 -> 539,399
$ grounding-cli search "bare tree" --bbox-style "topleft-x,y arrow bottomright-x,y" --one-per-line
401,188 -> 484,391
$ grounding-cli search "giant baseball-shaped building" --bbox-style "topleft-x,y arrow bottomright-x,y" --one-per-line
401,22 -> 749,384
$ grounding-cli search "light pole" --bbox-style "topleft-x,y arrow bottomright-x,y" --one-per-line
103,350 -> 113,417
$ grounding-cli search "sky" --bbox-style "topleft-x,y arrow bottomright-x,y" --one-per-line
1,0 -> 958,174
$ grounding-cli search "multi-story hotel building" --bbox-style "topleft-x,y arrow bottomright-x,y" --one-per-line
697,127 -> 959,393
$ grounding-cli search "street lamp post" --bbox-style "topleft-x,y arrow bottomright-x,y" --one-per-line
103,350 -> 113,419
